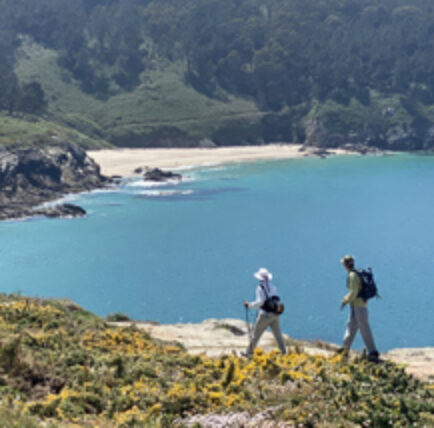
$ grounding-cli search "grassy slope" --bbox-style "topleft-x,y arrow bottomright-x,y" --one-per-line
0,294 -> 432,427
0,114 -> 110,149
7,37 -> 434,149
14,38 -> 263,147
13,37 -> 426,150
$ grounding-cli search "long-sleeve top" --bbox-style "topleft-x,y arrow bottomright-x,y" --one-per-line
247,282 -> 278,315
342,271 -> 367,308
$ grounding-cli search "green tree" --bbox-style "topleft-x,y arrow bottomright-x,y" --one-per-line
16,82 -> 47,114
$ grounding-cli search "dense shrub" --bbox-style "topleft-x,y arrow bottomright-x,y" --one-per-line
0,295 -> 431,427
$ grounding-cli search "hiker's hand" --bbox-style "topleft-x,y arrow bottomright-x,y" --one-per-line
340,302 -> 347,311
243,301 -> 249,308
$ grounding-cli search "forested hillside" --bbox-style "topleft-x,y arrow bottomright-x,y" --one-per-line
2,0 -> 434,149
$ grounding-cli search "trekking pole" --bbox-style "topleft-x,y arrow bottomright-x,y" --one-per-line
245,306 -> 252,341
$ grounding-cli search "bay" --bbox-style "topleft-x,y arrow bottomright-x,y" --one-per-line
1,154 -> 433,351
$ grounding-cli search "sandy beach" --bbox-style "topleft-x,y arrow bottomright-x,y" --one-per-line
88,144 -> 347,177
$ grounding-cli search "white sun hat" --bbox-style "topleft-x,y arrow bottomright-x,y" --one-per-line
253,267 -> 273,281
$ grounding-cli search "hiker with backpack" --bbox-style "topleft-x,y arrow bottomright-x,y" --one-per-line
243,268 -> 286,357
339,255 -> 380,362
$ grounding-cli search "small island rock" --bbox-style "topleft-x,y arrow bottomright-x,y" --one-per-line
144,167 -> 182,182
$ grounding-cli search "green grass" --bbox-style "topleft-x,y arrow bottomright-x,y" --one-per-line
0,114 -> 110,148
12,37 -> 434,148
0,407 -> 58,428
14,37 -> 264,146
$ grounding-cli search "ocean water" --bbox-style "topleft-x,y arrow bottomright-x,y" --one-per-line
1,154 -> 433,351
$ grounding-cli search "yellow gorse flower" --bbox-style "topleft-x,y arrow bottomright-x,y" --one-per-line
0,296 -> 430,427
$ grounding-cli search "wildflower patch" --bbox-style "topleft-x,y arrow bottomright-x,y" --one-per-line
0,295 -> 432,427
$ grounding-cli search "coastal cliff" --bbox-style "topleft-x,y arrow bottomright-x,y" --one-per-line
0,295 -> 431,427
0,143 -> 110,220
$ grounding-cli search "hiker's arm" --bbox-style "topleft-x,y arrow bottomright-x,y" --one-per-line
342,272 -> 360,305
246,287 -> 265,309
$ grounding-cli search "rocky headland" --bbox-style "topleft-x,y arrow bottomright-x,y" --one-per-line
0,143 -> 110,221
304,117 -> 434,152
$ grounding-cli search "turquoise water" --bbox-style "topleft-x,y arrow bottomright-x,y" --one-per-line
1,154 -> 433,351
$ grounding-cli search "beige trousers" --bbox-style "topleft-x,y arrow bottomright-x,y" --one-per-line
246,312 -> 286,356
343,305 -> 377,353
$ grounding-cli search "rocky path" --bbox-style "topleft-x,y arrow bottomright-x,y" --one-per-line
112,318 -> 434,383
383,347 -> 434,383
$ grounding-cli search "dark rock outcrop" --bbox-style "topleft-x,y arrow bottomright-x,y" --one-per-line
310,148 -> 333,158
303,117 -> 433,151
0,143 -> 109,220
34,203 -> 87,219
339,143 -> 382,155
143,168 -> 182,182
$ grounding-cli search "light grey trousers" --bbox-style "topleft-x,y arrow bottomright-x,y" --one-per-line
246,312 -> 286,356
343,305 -> 377,353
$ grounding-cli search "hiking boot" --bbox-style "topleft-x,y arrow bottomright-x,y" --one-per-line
367,350 -> 380,363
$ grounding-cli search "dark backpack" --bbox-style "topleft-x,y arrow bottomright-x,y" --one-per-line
260,285 -> 285,314
354,268 -> 379,301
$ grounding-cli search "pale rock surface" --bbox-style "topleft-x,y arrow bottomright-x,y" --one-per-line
112,318 -> 433,382
383,347 -> 434,383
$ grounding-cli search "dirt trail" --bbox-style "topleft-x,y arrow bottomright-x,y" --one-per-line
111,318 -> 433,383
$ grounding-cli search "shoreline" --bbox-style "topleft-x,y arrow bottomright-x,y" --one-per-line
87,144 -> 350,177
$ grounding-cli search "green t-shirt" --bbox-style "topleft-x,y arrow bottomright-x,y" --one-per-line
342,271 -> 367,308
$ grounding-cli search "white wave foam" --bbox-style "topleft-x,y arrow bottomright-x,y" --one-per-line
89,187 -> 120,195
36,193 -> 80,209
140,189 -> 194,198
126,175 -> 194,189
170,165 -> 195,171
35,186 -> 121,210
128,180 -> 172,188
202,166 -> 227,172
173,162 -> 224,171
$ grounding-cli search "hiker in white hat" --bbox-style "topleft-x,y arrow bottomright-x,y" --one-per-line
243,267 -> 286,356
